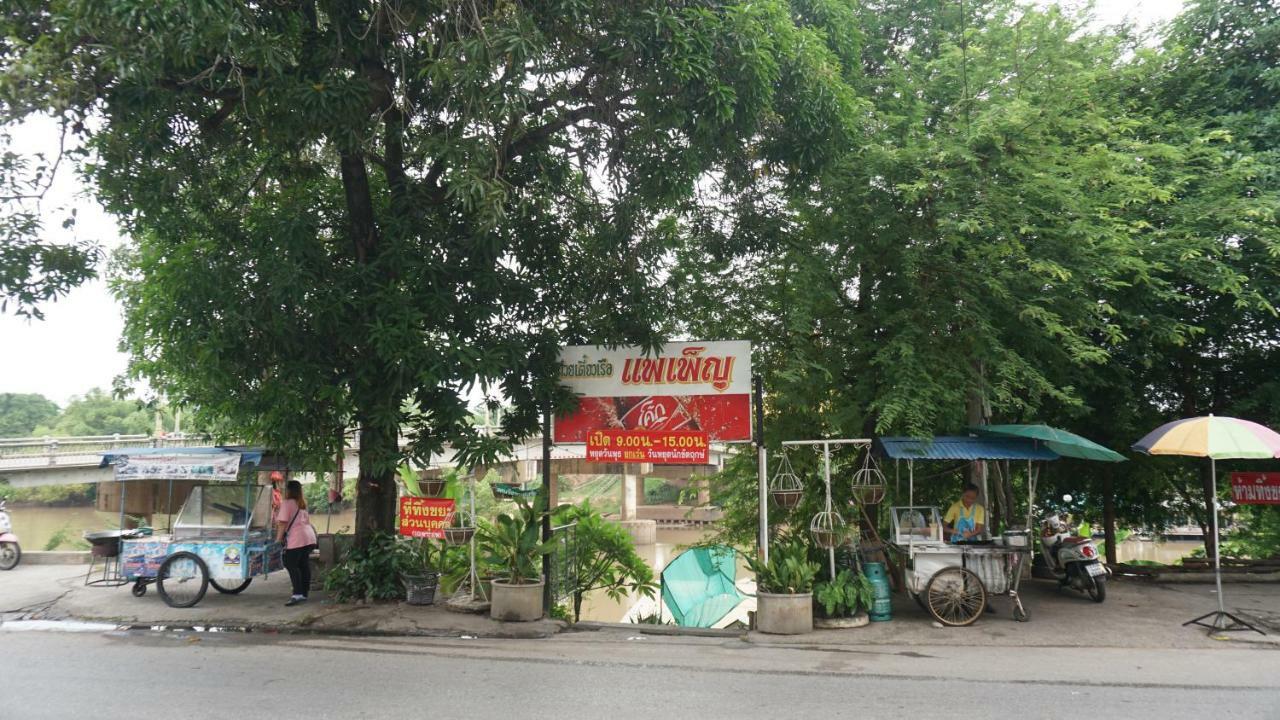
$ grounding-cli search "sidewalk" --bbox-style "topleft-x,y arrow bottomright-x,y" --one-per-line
2,563 -> 1276,649
0,564 -> 562,639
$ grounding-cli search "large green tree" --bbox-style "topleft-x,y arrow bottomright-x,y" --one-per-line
673,0 -> 1279,552
0,393 -> 59,437
2,1 -> 858,545
32,388 -> 154,437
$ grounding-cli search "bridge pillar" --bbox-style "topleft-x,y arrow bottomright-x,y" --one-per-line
621,472 -> 637,521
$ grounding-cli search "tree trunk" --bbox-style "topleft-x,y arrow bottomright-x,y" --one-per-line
1102,470 -> 1117,565
354,419 -> 399,549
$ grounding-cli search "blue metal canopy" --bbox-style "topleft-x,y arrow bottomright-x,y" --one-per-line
875,436 -> 1060,462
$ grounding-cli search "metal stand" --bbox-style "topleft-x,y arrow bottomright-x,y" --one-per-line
1183,458 -> 1264,635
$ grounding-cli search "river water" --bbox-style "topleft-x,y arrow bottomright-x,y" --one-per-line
8,506 -> 1201,621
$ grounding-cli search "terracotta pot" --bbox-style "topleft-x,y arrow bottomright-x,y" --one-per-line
490,579 -> 545,622
756,592 -> 813,635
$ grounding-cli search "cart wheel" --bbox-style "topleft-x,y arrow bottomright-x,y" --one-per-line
157,552 -> 209,608
210,578 -> 252,595
925,567 -> 986,627
131,580 -> 147,598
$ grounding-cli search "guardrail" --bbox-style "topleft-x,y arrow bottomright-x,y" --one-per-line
0,434 -> 212,466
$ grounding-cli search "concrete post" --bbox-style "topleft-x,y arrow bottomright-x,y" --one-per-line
621,472 -> 637,521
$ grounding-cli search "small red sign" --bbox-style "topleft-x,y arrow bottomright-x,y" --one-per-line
586,429 -> 710,465
397,497 -> 456,538
1230,472 -> 1280,505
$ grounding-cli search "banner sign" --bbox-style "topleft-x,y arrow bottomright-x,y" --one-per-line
554,341 -> 752,444
1230,472 -> 1280,505
112,452 -> 242,482
586,429 -> 710,465
398,497 -> 456,539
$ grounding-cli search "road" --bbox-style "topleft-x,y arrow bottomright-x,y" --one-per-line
1,625 -> 1277,719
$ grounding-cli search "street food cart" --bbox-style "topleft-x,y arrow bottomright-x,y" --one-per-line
97,447 -> 286,608
876,436 -> 1058,626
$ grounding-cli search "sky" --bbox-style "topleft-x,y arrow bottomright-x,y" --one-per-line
0,0 -> 1187,408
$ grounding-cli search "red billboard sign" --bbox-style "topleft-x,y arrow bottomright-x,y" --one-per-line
1230,472 -> 1280,505
554,341 -> 752,444
586,429 -> 710,465
398,497 -> 456,538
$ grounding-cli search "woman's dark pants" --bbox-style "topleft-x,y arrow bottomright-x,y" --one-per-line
283,546 -> 311,597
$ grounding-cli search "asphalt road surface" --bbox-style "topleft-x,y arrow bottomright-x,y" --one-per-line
1,625 -> 1277,720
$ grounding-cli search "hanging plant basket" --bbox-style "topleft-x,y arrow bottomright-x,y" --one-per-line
417,472 -> 447,498
768,453 -> 805,509
444,525 -> 475,545
809,510 -> 847,550
851,450 -> 887,506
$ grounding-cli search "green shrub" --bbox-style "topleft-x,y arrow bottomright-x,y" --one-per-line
322,533 -> 417,602
746,539 -> 820,594
552,501 -> 656,621
814,569 -> 875,618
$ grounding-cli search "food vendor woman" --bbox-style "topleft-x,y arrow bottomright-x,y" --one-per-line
943,482 -> 986,543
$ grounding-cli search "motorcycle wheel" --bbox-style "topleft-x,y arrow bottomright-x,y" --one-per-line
1088,574 -> 1106,603
0,542 -> 20,570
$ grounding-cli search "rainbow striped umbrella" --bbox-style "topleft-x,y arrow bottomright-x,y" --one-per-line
1131,415 -> 1280,460
1131,415 -> 1279,635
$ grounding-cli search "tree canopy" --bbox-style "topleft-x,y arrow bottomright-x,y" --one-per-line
2,0 -> 860,543
0,393 -> 59,437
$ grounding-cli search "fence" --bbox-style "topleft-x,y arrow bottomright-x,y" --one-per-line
549,521 -> 578,604
0,434 -> 212,469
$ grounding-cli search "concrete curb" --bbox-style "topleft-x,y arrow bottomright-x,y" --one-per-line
571,621 -> 745,638
44,613 -> 565,640
19,551 -> 90,565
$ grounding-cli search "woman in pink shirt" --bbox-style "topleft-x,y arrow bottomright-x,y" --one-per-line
276,480 -> 319,606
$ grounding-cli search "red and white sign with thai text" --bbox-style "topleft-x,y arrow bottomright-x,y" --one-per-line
1230,472 -> 1280,505
398,497 -> 456,539
586,429 -> 710,465
554,341 -> 752,446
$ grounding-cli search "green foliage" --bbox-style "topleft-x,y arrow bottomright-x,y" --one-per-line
322,532 -> 417,603
42,524 -> 85,551
0,0 -> 861,543
409,539 -> 471,596
553,501 -> 657,622
31,389 -> 155,437
746,539 -> 819,595
814,569 -> 875,619
0,393 -> 58,437
303,476 -> 356,514
0,127 -> 99,319
0,481 -> 95,506
478,501 -> 552,586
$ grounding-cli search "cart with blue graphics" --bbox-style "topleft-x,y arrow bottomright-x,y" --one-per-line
99,447 -> 286,609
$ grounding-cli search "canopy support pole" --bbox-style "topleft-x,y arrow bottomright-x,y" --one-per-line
1184,457 -> 1264,634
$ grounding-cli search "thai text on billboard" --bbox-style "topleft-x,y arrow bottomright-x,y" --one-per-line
554,341 -> 752,445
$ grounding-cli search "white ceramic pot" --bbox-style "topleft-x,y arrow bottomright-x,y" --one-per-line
756,592 -> 814,635
489,579 -> 546,622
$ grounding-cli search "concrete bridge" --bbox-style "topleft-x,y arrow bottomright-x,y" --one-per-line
0,432 -> 727,541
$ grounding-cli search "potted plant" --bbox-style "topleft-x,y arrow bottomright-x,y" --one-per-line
746,539 -> 819,634
478,502 -> 551,621
813,568 -> 875,629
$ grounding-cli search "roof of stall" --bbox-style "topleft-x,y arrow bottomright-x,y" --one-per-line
874,436 -> 1060,462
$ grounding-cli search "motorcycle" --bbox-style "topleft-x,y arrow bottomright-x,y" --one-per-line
1038,513 -> 1106,602
0,499 -> 20,570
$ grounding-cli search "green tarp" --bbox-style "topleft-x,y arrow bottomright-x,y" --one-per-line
660,545 -> 746,628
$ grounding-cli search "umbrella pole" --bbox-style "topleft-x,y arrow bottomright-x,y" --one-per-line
1183,457 -> 1264,635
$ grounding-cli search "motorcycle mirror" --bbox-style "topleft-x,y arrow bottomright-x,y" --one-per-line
1062,494 -> 1073,503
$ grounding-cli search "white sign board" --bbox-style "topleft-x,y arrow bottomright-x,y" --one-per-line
112,452 -> 243,482
558,340 -> 752,397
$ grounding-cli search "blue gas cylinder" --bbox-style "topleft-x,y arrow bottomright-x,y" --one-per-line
864,562 -> 892,622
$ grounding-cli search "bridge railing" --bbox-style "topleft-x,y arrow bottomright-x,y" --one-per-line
0,434 -> 212,463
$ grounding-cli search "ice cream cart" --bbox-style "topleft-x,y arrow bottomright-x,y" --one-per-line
98,447 -> 286,608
